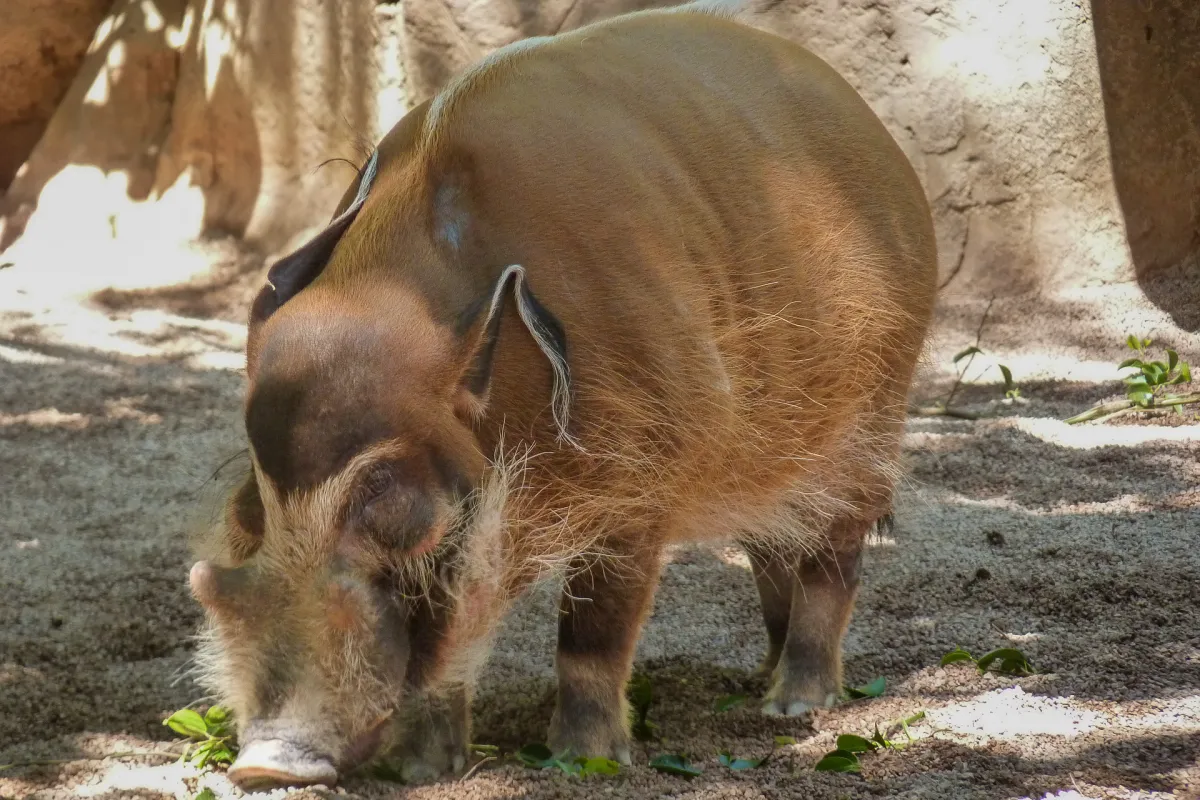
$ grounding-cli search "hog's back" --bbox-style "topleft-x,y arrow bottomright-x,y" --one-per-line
433,9 -> 937,543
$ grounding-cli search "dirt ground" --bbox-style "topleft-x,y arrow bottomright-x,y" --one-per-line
0,239 -> 1197,800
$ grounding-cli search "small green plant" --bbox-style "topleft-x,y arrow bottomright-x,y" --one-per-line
193,790 -> 217,800
911,298 -> 1020,420
773,735 -> 798,747
163,706 -> 237,769
1117,336 -> 1191,408
1067,336 -> 1197,424
649,753 -> 702,779
814,749 -> 861,773
628,674 -> 658,741
514,744 -> 620,777
952,346 -> 1020,401
941,646 -> 1035,676
843,676 -> 887,700
813,712 -> 925,774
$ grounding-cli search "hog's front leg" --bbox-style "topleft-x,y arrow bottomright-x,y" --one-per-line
548,550 -> 662,764
390,685 -> 470,783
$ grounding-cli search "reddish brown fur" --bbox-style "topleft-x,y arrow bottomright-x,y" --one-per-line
191,2 -> 937,788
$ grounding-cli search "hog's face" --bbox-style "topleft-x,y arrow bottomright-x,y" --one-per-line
189,293 -> 503,789
191,436 -> 488,790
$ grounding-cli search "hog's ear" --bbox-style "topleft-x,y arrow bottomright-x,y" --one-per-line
454,265 -> 574,442
223,471 -> 265,563
248,150 -> 381,330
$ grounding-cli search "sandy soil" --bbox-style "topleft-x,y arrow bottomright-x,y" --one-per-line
0,241 -> 1197,800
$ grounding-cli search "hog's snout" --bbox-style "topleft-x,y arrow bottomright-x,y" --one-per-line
227,739 -> 338,791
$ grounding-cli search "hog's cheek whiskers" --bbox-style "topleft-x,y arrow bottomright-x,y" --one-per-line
313,625 -> 398,743
193,617 -> 272,726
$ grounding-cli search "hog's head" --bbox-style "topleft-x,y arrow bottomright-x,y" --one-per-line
187,143 -> 569,790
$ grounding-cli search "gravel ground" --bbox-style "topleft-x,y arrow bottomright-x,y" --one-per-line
0,240 -> 1197,800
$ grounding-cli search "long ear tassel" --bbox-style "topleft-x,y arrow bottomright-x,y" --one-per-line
484,265 -> 583,451
347,150 -> 381,216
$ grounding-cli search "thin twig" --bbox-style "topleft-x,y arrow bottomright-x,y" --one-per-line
0,751 -> 180,772
943,296 -> 996,410
884,710 -> 927,740
1064,391 -> 1200,425
460,756 -> 496,782
908,405 -> 982,421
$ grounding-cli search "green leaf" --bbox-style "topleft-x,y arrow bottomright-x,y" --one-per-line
718,750 -> 767,770
515,743 -> 559,769
1118,358 -> 1144,370
649,754 -> 702,779
998,364 -> 1014,390
192,741 -> 214,769
578,757 -> 620,776
835,734 -> 877,753
774,735 -> 798,747
814,750 -> 861,773
206,745 -> 235,765
1168,349 -> 1179,372
470,744 -> 500,757
713,694 -> 747,713
953,346 -> 982,364
940,647 -> 975,666
845,676 -> 887,699
1181,362 -> 1192,384
164,709 -> 208,740
194,790 -> 217,800
1143,338 -> 1153,349
1127,389 -> 1154,407
203,706 -> 228,726
1126,334 -> 1139,350
976,647 -> 1034,676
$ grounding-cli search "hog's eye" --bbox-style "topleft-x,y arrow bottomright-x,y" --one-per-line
360,464 -> 394,504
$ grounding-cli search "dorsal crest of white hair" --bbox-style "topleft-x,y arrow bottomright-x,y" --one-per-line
668,0 -> 751,18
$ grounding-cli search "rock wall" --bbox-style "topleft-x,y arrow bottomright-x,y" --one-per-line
399,0 -> 1200,323
1,0 -> 409,258
0,0 -> 116,190
1091,0 -> 1200,330
2,0 -> 1196,320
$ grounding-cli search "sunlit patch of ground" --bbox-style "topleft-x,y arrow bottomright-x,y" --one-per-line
1,243 -> 1198,799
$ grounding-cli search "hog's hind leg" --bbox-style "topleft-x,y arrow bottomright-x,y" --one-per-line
548,546 -> 662,764
744,516 -> 871,716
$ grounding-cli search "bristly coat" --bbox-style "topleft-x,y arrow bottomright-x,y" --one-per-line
188,0 -> 938,789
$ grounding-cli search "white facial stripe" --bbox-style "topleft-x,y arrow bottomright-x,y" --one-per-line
249,439 -> 415,572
